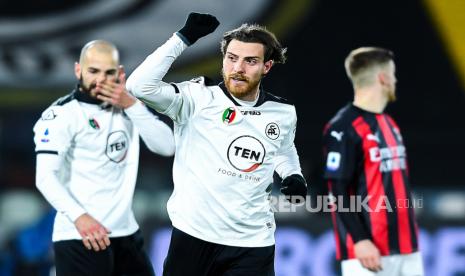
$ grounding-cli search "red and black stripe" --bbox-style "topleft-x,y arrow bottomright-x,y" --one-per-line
324,104 -> 419,260
352,115 -> 390,256
383,115 -> 418,253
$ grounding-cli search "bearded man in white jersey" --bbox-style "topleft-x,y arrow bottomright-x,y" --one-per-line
127,13 -> 308,276
34,40 -> 175,275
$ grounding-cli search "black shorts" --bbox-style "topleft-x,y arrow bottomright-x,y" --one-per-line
163,228 -> 275,276
54,230 -> 155,276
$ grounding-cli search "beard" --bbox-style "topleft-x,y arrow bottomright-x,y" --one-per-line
222,71 -> 261,100
79,76 -> 98,97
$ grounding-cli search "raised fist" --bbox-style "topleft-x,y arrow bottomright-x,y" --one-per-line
177,12 -> 220,45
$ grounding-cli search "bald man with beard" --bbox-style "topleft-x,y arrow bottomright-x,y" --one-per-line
34,40 -> 175,276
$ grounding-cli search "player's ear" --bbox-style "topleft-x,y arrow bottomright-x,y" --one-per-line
378,71 -> 388,86
74,62 -> 81,79
263,60 -> 273,75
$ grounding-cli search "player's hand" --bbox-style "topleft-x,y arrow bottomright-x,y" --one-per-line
74,213 -> 111,251
280,174 -> 307,204
177,12 -> 220,45
354,239 -> 383,272
96,66 -> 136,109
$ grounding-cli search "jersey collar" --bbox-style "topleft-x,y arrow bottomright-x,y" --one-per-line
350,103 -> 383,115
72,84 -> 104,105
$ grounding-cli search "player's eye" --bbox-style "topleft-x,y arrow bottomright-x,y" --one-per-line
106,70 -> 117,76
246,59 -> 258,65
227,55 -> 237,62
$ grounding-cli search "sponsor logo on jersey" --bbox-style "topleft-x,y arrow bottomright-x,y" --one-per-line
330,130 -> 344,141
40,128 -> 50,143
369,145 -> 407,172
89,118 -> 100,130
217,167 -> 261,182
227,135 -> 266,172
106,131 -> 129,163
265,122 -> 280,140
266,221 -> 274,229
222,107 -> 237,124
41,109 -> 57,120
240,110 -> 261,115
326,151 -> 341,171
367,133 -> 380,143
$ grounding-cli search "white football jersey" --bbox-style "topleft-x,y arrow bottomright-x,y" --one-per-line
33,89 -> 174,241
127,34 -> 303,247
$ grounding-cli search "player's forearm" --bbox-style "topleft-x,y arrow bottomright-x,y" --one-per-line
36,154 -> 86,222
275,142 -> 307,203
337,210 -> 371,242
330,178 -> 371,242
274,144 -> 303,178
124,100 -> 175,156
126,34 -> 188,112
274,115 -> 302,178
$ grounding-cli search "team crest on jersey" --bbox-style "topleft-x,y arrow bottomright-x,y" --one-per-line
227,135 -> 266,172
106,131 -> 129,163
265,123 -> 280,140
222,107 -> 237,125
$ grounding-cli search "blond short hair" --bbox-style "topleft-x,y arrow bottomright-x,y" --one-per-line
344,47 -> 394,88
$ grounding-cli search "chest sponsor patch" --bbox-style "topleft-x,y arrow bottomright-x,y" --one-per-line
106,131 -> 129,163
227,135 -> 266,172
368,145 -> 407,172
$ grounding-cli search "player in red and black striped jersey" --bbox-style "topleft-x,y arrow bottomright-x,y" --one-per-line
323,47 -> 423,275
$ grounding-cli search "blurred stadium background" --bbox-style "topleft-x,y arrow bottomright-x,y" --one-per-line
0,0 -> 464,275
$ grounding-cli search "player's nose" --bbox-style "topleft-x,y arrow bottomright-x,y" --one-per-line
233,61 -> 245,73
96,73 -> 107,84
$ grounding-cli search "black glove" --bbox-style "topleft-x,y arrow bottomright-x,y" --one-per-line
280,174 -> 307,204
177,12 -> 220,45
